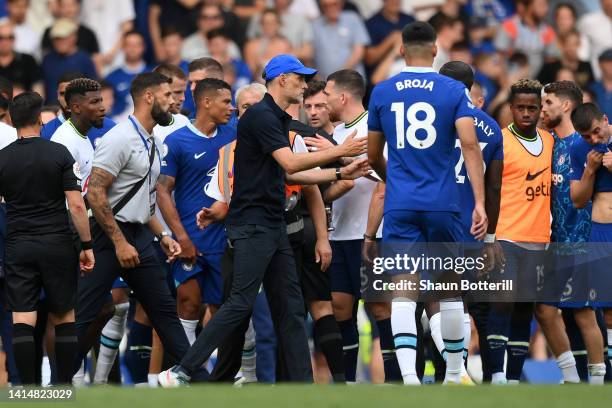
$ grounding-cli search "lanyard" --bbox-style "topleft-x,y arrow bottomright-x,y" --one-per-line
128,116 -> 161,167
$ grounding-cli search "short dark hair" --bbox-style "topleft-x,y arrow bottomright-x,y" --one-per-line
57,71 -> 85,86
153,63 -> 187,81
0,76 -> 13,101
0,95 -> 9,112
303,80 -> 326,101
130,72 -> 172,99
188,57 -> 223,77
439,61 -> 474,90
429,13 -> 459,33
555,2 -> 577,19
9,92 -> 43,129
544,81 -> 583,109
509,78 -> 542,103
571,103 -> 605,133
65,78 -> 101,105
161,25 -> 182,39
99,80 -> 113,91
206,28 -> 230,42
193,78 -> 231,103
327,69 -> 365,100
402,21 -> 437,46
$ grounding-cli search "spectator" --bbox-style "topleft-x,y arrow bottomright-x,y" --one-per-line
313,0 -> 370,79
244,8 -> 292,80
40,104 -> 58,124
181,3 -> 242,63
577,0 -> 612,80
588,48 -> 612,120
231,0 -> 266,21
552,2 -> 589,61
148,0 -> 199,62
462,0 -> 515,28
99,79 -> 114,119
473,52 -> 504,111
207,29 -> 252,91
430,13 -> 464,71
246,0 -> 314,63
467,16 -> 497,55
183,57 -> 224,117
538,30 -> 594,89
80,0 -> 135,75
161,27 -> 189,74
494,0 -> 559,76
288,0 -> 320,19
0,19 -> 42,95
205,0 -> 245,51
41,18 -> 97,104
364,0 -> 414,69
41,0 -> 100,57
6,0 -> 38,58
449,40 -> 473,65
105,30 -> 149,120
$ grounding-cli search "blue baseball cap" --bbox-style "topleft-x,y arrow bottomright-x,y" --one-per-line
262,54 -> 317,82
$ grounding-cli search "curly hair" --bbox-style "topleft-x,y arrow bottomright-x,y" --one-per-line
65,78 -> 101,105
509,78 -> 542,103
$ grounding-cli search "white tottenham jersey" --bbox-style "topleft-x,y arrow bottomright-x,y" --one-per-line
154,113 -> 190,142
330,111 -> 382,241
51,120 -> 94,194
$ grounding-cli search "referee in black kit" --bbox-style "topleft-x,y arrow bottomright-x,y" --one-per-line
75,72 -> 190,372
0,92 -> 95,385
159,54 -> 366,386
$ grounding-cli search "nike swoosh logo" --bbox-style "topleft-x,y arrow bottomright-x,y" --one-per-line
525,167 -> 548,181
194,152 -> 206,159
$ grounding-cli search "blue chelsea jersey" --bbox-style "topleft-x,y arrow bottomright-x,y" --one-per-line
552,131 -> 592,244
570,136 -> 612,194
368,67 -> 476,214
455,108 -> 503,242
161,123 -> 236,253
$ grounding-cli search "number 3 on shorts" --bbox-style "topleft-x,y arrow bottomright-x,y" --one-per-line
391,101 -> 437,149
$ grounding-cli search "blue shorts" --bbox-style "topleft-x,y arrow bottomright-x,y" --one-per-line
541,254 -> 591,308
489,242 -> 547,302
112,277 -> 129,289
172,252 -> 223,305
587,222 -> 612,307
382,210 -> 462,243
329,240 -> 363,297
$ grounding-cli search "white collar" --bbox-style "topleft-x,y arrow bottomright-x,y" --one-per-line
187,122 -> 218,139
401,66 -> 435,73
58,112 -> 66,123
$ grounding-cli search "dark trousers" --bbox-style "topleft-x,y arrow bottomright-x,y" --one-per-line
180,224 -> 312,381
74,222 -> 189,373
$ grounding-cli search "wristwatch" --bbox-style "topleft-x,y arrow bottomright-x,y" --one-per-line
157,231 -> 171,241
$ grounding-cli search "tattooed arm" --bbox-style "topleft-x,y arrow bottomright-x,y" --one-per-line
88,166 -> 140,268
156,174 -> 199,264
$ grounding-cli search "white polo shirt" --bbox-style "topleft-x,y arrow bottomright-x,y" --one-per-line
51,120 -> 94,194
329,111 -> 383,241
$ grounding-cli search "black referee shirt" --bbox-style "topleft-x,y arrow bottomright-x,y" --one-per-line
0,137 -> 80,237
227,93 -> 292,227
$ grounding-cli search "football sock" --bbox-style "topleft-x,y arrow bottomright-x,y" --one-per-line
556,350 -> 580,383
13,323 -> 36,385
125,321 -> 152,385
562,309 -> 588,381
440,301 -> 464,383
391,299 -> 419,385
94,302 -> 129,384
54,322 -> 78,384
376,318 -> 402,382
180,318 -> 198,346
429,312 -> 446,360
241,319 -> 257,382
487,308 -> 511,377
588,363 -> 606,385
314,314 -> 345,383
337,317 -> 358,382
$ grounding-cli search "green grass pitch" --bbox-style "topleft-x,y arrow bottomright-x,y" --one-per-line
25,384 -> 612,408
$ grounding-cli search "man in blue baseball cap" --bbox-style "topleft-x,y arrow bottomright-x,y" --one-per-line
159,54 -> 367,386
